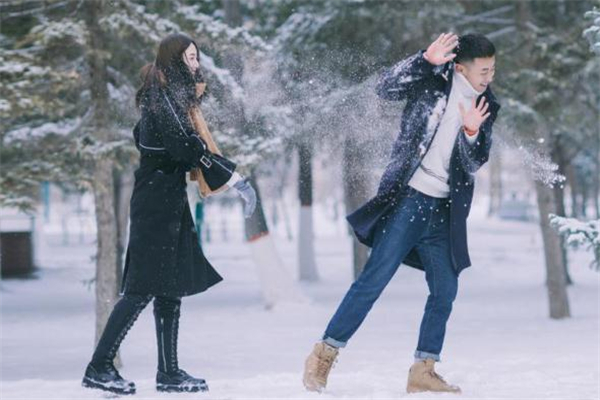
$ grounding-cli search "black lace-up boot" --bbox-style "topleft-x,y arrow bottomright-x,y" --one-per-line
154,296 -> 208,393
82,294 -> 152,395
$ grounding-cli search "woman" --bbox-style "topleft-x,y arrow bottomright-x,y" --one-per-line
82,33 -> 256,396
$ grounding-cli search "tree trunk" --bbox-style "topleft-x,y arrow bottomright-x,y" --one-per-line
487,146 -> 503,216
552,145 -> 572,286
516,1 -> 570,319
595,180 -> 600,219
342,136 -> 370,279
83,0 -> 121,356
580,176 -> 588,218
594,144 -> 600,219
552,182 -> 572,286
275,148 -> 294,241
565,163 -> 580,218
244,174 -> 306,307
298,140 -> 319,281
93,158 -> 120,340
535,181 -> 571,319
593,132 -> 600,219
280,196 -> 293,241
114,167 -> 134,282
244,174 -> 269,240
223,0 -> 305,306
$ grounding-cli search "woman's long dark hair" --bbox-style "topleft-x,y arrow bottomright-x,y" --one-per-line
136,33 -> 204,112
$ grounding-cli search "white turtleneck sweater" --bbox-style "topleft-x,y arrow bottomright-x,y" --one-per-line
408,71 -> 483,198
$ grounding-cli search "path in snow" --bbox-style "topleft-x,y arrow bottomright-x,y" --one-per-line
1,207 -> 599,399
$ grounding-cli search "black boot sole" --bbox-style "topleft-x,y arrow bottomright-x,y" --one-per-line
82,377 -> 136,395
156,383 -> 209,393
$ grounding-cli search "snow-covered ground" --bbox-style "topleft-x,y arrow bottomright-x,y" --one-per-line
1,201 -> 599,399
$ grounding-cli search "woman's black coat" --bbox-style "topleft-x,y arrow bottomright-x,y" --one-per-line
121,88 -> 236,297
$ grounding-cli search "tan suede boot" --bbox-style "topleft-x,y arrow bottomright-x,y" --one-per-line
302,342 -> 339,392
406,359 -> 461,394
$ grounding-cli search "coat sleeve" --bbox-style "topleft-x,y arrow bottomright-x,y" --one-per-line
457,102 -> 501,174
153,98 -> 237,188
197,152 -> 238,190
375,50 -> 445,101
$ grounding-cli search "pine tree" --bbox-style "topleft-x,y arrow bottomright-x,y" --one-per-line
547,6 -> 600,274
0,0 -> 296,346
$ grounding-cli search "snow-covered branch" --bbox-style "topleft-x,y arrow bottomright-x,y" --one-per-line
550,214 -> 600,271
583,8 -> 600,55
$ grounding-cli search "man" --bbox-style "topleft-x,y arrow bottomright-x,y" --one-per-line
303,33 -> 500,394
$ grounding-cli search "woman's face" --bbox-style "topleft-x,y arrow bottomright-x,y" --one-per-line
182,43 -> 199,74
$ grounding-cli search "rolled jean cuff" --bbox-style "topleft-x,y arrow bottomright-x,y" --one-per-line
414,350 -> 440,362
322,336 -> 347,349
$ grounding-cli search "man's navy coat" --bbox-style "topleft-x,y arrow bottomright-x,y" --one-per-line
346,50 -> 501,275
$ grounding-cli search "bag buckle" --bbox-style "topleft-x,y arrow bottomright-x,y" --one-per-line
200,155 -> 212,168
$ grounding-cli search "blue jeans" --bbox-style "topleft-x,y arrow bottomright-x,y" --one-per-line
323,187 -> 458,362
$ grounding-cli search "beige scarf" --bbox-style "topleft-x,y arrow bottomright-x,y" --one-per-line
188,83 -> 229,198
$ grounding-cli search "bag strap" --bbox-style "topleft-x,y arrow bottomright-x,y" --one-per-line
136,92 -> 186,152
162,90 -> 212,166
162,91 -> 187,137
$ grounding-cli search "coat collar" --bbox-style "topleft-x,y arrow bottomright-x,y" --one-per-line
442,63 -> 500,113
454,71 -> 483,98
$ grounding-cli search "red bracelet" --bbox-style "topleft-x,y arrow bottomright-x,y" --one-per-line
464,126 -> 479,136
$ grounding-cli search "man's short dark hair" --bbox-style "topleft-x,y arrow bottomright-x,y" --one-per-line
455,34 -> 496,64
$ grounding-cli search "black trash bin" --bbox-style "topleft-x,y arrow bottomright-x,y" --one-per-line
0,214 -> 35,278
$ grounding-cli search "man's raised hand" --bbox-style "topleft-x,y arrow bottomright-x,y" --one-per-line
424,33 -> 459,66
459,97 -> 491,134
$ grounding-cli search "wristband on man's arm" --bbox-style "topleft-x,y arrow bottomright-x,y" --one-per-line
463,126 -> 480,145
463,126 -> 479,136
